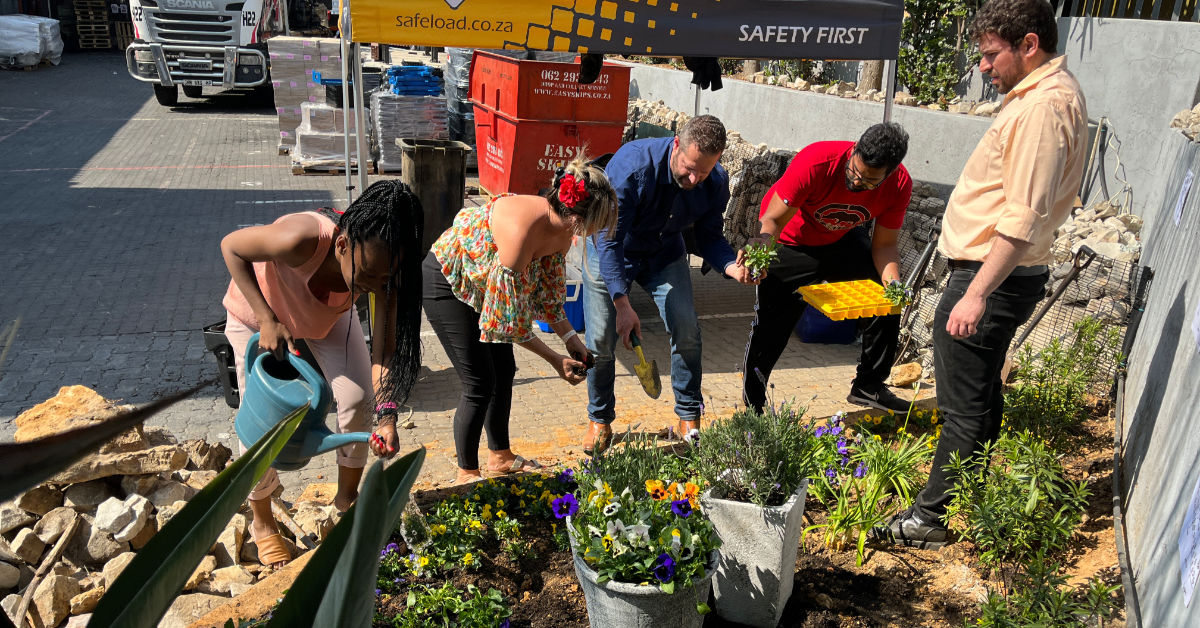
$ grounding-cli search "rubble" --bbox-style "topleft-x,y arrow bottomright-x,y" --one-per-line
33,574 -> 80,628
1170,102 -> 1200,142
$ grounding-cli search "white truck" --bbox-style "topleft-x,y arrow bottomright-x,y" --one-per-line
125,0 -> 287,106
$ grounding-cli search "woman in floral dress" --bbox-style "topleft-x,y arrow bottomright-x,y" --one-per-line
424,153 -> 618,484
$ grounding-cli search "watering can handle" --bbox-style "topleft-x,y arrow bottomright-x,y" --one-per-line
246,332 -> 326,408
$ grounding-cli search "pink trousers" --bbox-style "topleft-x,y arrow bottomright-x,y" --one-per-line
225,311 -> 372,501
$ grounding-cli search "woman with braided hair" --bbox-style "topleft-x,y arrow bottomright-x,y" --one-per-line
425,153 -> 618,485
220,179 -> 423,567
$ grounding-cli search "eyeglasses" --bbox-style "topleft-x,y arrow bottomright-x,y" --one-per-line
845,160 -> 888,190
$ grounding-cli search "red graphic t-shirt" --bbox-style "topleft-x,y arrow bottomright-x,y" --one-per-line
761,141 -> 912,247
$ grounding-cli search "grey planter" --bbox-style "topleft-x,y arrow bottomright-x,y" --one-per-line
567,520 -> 717,628
701,478 -> 809,627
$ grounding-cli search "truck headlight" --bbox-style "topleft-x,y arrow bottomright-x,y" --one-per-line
134,49 -> 154,63
238,54 -> 263,66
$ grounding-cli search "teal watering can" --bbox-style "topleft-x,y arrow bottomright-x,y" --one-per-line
234,333 -> 372,471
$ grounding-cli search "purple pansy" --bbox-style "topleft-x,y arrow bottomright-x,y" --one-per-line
653,553 -> 676,583
670,499 -> 692,518
552,493 -> 579,519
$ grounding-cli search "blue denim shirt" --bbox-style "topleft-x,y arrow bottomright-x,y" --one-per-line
594,137 -> 735,300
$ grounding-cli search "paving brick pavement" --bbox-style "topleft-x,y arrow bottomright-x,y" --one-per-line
0,52 -> 929,500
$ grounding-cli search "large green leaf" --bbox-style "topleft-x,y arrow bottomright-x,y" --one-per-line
0,381 -> 211,503
266,447 -> 425,628
89,405 -> 308,628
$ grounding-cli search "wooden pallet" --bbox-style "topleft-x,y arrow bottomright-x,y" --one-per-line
74,9 -> 109,21
115,22 -> 133,37
74,0 -> 109,8
76,23 -> 112,35
78,37 -> 114,50
291,161 -> 366,175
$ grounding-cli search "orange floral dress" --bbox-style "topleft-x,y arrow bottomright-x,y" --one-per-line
431,194 -> 567,343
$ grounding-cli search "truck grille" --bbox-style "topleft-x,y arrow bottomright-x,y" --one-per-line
144,9 -> 238,45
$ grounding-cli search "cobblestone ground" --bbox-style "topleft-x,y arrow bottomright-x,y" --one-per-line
0,52 -> 926,498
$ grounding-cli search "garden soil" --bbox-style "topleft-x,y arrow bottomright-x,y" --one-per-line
367,408 -> 1125,627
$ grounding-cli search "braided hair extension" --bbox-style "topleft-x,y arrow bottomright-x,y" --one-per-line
337,180 -> 424,406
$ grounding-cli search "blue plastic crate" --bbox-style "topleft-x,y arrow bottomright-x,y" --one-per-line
795,304 -> 857,344
537,282 -> 584,333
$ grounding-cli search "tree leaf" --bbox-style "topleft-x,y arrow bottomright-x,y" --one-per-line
90,404 -> 307,628
266,447 -> 425,627
0,382 -> 211,503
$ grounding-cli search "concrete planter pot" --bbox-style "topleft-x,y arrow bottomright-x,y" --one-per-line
566,518 -> 717,628
701,478 -> 809,627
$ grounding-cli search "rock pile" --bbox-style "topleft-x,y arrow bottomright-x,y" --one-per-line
739,73 -> 1001,117
902,198 -> 1141,376
1171,103 -> 1200,142
1,387 -> 340,628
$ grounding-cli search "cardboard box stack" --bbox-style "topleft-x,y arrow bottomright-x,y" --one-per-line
267,36 -> 345,154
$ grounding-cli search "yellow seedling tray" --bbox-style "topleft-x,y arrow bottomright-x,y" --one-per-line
796,279 -> 902,321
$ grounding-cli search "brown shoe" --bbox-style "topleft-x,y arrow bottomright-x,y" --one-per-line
678,419 -> 700,437
582,422 -> 613,457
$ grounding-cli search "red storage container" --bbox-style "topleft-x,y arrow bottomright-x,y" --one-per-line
469,50 -> 630,122
473,103 -> 624,196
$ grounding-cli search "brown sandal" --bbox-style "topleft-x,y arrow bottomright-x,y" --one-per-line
253,532 -> 292,568
484,455 -> 543,477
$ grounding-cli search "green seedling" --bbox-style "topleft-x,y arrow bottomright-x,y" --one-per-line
883,280 -> 914,307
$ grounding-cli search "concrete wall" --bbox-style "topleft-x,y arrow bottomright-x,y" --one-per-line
1121,128 -> 1200,627
626,63 -> 992,195
961,17 -> 1200,217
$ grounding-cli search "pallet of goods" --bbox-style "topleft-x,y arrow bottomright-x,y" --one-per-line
75,0 -> 112,50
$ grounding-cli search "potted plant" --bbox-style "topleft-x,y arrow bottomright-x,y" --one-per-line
556,435 -> 721,627
693,401 -> 818,627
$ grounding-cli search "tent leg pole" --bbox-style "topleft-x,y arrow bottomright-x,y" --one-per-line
340,10 -> 354,205
693,83 -> 700,117
353,41 -> 369,195
883,58 -> 896,123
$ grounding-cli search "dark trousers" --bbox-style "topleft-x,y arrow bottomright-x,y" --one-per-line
422,252 -> 516,470
741,226 -> 900,412
913,267 -> 1047,521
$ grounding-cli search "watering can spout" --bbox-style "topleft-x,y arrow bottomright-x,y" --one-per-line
301,429 -> 372,458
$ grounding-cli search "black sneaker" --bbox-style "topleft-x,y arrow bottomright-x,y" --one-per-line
871,508 -> 949,550
846,383 -> 911,413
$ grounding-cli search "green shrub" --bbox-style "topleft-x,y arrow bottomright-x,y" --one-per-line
972,553 -> 1121,627
387,582 -> 511,628
1004,316 -> 1122,449
898,0 -> 979,106
693,402 -> 816,507
945,432 -> 1090,576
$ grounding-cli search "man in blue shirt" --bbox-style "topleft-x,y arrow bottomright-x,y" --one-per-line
582,115 -> 757,454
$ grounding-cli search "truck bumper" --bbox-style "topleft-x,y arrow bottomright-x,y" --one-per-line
126,43 -> 267,89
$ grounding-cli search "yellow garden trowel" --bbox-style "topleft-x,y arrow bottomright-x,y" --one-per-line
630,335 -> 662,399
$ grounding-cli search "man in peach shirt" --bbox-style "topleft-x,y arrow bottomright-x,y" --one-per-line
875,0 -> 1088,548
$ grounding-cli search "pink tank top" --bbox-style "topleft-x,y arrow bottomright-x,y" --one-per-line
222,211 -> 353,340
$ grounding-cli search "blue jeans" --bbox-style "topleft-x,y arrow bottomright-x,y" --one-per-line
583,238 -> 704,424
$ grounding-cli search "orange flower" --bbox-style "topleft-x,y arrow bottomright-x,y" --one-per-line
645,479 -> 669,500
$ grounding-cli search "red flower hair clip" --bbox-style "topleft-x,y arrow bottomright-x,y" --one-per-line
558,173 -> 589,208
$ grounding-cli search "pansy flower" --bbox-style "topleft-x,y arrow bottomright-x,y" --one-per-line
652,553 -> 676,583
552,493 -> 578,518
645,480 -> 669,500
670,499 -> 693,518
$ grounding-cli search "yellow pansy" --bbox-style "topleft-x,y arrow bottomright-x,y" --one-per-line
462,552 -> 475,566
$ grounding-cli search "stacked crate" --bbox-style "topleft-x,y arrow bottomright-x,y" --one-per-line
267,36 -> 345,154
74,0 -> 112,50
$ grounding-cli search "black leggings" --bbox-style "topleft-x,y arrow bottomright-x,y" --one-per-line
422,252 -> 517,470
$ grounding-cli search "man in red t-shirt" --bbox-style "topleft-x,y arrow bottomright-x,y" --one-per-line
741,123 -> 914,413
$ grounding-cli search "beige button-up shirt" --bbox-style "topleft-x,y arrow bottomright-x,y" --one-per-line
938,55 -> 1088,267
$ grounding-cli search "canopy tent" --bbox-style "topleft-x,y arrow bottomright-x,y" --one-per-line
332,0 -> 906,201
